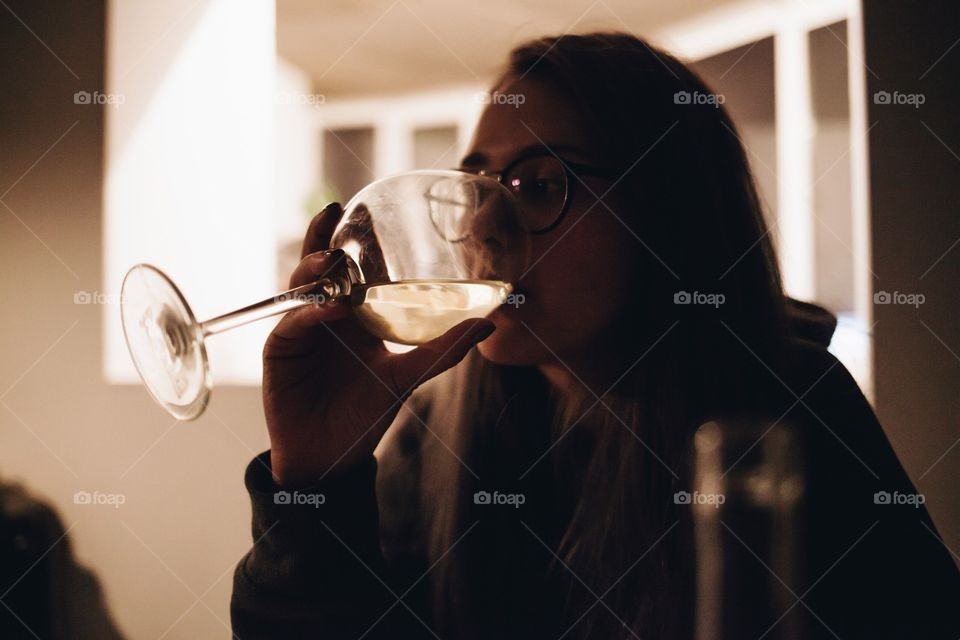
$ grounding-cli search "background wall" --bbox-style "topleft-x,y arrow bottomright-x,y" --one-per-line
0,4 -> 269,637
864,0 -> 960,567
103,0 -> 279,385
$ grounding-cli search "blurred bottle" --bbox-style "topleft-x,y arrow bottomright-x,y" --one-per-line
692,420 -> 805,640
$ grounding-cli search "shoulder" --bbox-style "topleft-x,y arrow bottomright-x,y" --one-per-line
777,339 -> 960,635
778,336 -> 896,499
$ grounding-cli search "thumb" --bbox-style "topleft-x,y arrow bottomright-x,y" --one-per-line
390,319 -> 496,395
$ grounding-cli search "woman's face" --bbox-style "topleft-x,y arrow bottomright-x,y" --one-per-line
464,74 -> 638,371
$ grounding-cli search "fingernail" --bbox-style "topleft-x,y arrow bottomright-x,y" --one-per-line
319,248 -> 344,259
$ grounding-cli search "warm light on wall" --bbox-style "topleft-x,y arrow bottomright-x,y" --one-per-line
104,0 -> 278,385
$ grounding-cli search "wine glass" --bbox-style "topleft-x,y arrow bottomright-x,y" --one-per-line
120,170 -> 528,420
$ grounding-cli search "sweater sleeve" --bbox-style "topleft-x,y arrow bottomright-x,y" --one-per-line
230,450 -> 428,639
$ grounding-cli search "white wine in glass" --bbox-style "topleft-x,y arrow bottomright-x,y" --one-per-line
351,279 -> 511,345
120,170 -> 528,420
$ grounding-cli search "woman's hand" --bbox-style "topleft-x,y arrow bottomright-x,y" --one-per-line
262,203 -> 495,488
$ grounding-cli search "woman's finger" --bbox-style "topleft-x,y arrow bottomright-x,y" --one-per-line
289,249 -> 350,290
265,298 -> 353,354
389,319 -> 496,397
301,202 -> 345,259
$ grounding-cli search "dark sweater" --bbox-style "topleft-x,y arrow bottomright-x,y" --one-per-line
231,309 -> 960,639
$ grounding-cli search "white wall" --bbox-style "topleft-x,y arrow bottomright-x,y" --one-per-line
104,0 -> 277,386
1,1 -> 279,638
275,57 -> 321,247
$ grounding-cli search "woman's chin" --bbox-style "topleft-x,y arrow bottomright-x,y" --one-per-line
475,320 -> 541,366
477,339 -> 526,365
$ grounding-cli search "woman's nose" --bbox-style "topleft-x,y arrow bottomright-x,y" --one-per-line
463,189 -> 528,278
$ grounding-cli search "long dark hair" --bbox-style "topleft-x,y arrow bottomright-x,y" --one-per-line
420,31 -> 790,639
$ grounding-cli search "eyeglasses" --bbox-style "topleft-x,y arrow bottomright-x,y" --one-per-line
425,150 -> 618,242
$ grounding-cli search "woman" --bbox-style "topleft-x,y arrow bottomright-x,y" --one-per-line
231,32 -> 960,638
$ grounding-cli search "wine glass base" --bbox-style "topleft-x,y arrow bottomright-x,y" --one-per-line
120,264 -> 211,420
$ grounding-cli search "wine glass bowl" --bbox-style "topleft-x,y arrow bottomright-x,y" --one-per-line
120,170 -> 527,420
332,170 -> 529,346
332,170 -> 528,284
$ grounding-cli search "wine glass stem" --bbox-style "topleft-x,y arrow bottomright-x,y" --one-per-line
199,276 -> 349,337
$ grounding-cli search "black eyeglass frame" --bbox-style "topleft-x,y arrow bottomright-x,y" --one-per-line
469,149 -> 619,235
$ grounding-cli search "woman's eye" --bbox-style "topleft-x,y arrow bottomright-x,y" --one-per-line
520,177 -> 562,196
